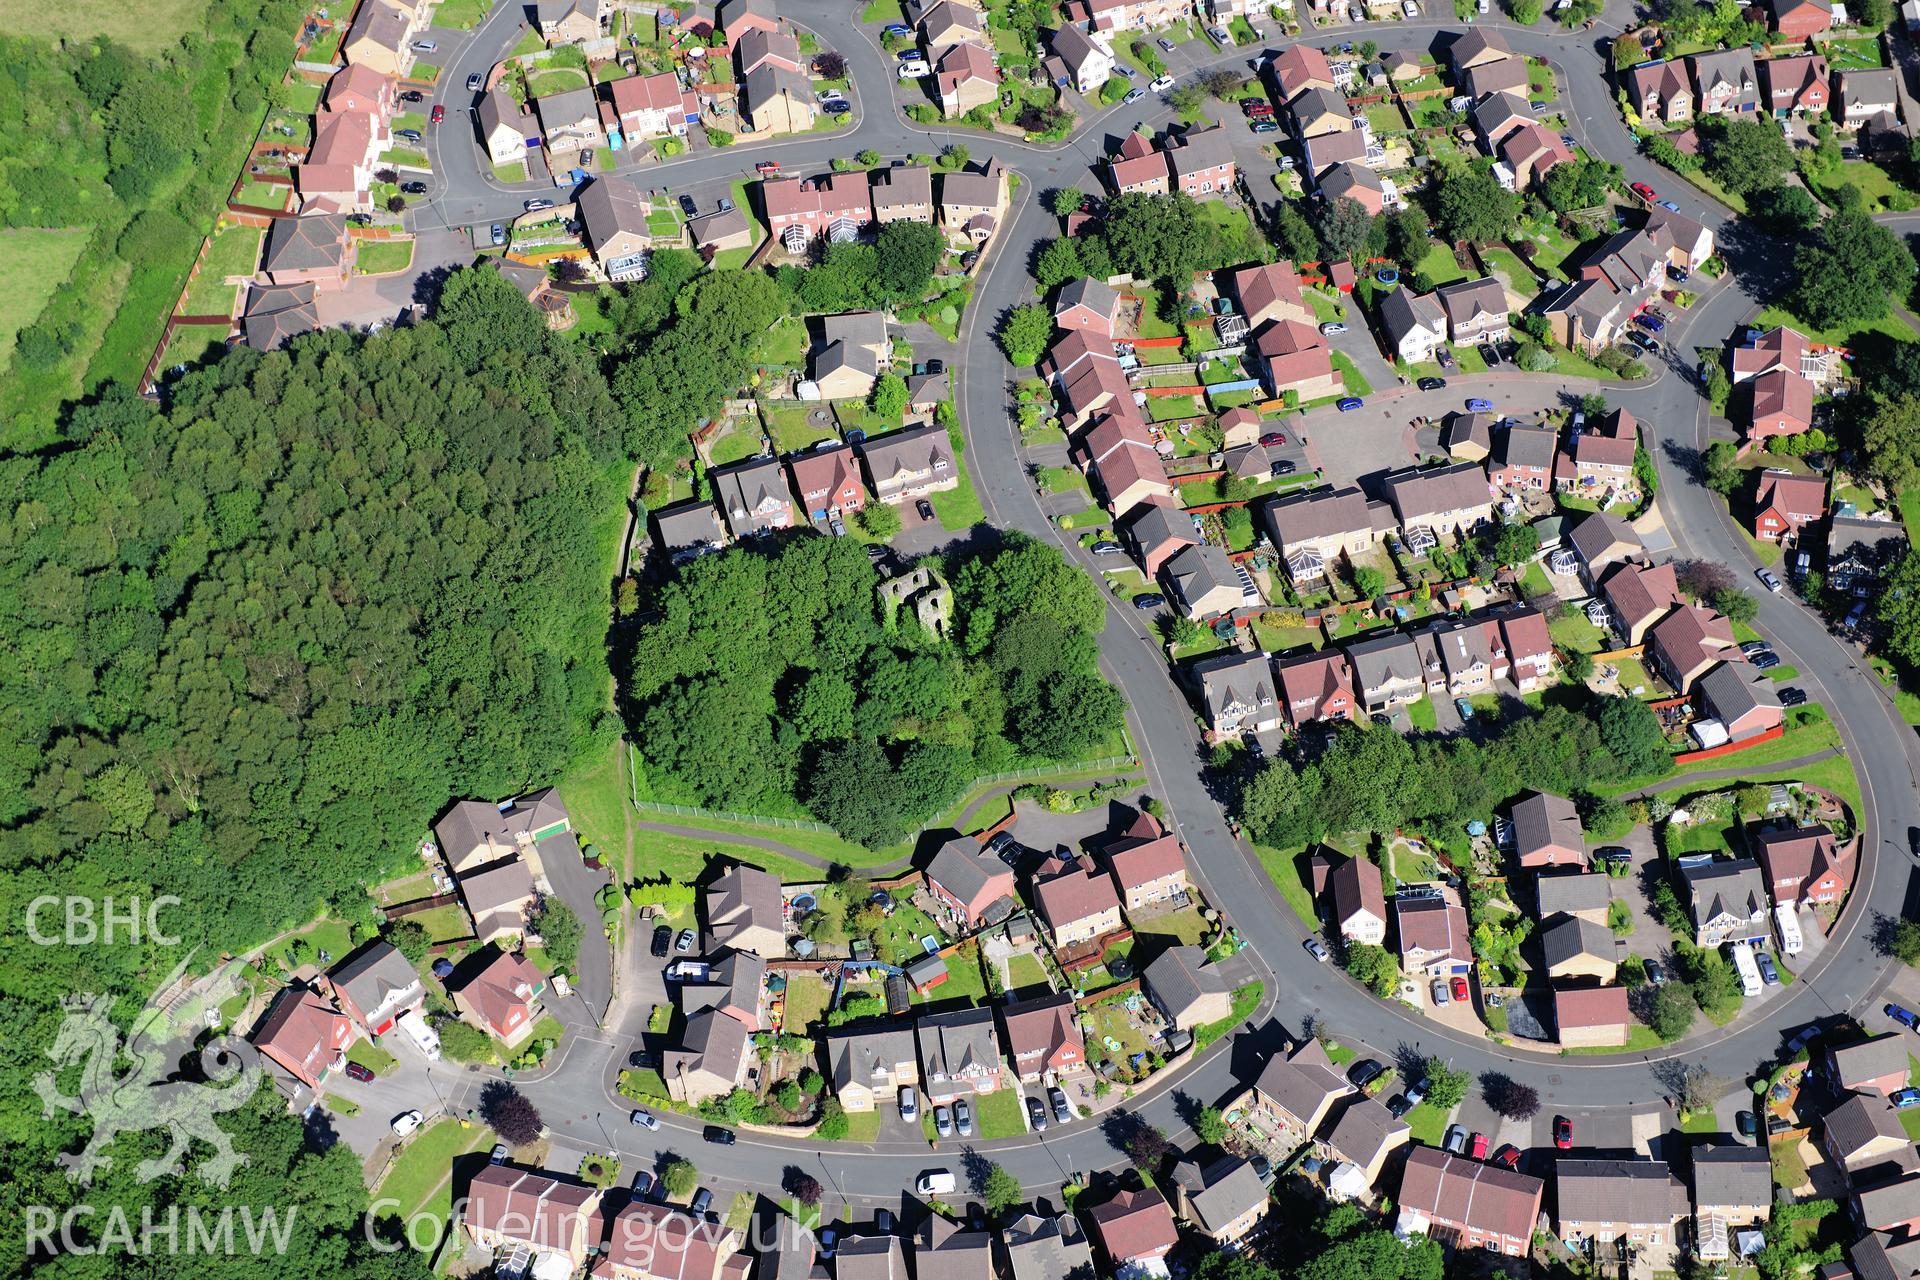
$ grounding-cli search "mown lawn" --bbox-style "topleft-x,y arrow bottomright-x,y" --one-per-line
0,227 -> 92,370
355,238 -> 415,275
1756,303 -> 1918,348
377,1118 -> 489,1221
1254,844 -> 1317,926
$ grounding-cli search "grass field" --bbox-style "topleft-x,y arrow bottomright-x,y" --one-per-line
1006,952 -> 1050,993
0,0 -> 209,48
355,237 -> 414,276
378,1118 -> 492,1252
1254,844 -> 1316,926
1756,303 -> 1917,349
560,740 -> 629,872
156,322 -> 232,373
0,227 -> 91,372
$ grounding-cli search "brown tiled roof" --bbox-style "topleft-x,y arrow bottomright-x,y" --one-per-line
1086,1188 -> 1179,1262
1399,1146 -> 1543,1239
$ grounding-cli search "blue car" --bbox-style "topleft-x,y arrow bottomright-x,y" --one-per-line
1336,397 -> 1364,411
1132,593 -> 1166,609
1886,1002 -> 1919,1030
1895,1088 -> 1920,1109
1454,697 -> 1474,721
1658,200 -> 1680,211
1634,313 -> 1665,333
882,22 -> 913,34
1465,397 -> 1494,413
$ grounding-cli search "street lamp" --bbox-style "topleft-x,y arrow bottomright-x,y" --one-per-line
593,1110 -> 613,1150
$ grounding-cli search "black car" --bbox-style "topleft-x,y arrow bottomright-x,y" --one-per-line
651,924 -> 672,957
925,358 -> 945,375
1644,959 -> 1667,986
401,180 -> 428,194
1752,651 -> 1783,670
679,194 -> 698,217
689,1188 -> 712,1217
916,498 -> 935,521
627,1049 -> 651,1069
1479,343 -> 1502,367
1347,1058 -> 1386,1089
400,89 -> 425,102
1780,686 -> 1808,706
1270,459 -> 1296,477
631,1169 -> 653,1197
1025,1095 -> 1048,1131
875,1207 -> 895,1234
1417,377 -> 1446,391
1594,845 -> 1632,864
824,99 -> 851,114
1385,1093 -> 1412,1118
704,1125 -> 737,1145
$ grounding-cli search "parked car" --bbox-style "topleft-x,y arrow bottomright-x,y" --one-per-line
1668,264 -> 1691,282
689,1188 -> 712,1217
1894,1088 -> 1920,1110
1209,24 -> 1232,41
466,72 -> 484,91
1757,568 -> 1783,593
818,1226 -> 839,1259
491,1143 -> 510,1165
1887,1002 -> 1920,1030
391,1110 -> 424,1137
1442,1124 -> 1468,1154
1026,1095 -> 1049,1131
1150,74 -> 1175,92
1431,978 -> 1450,1004
1403,1078 -> 1427,1107
1735,1110 -> 1758,1137
401,180 -> 428,194
1387,1093 -> 1412,1118
631,1109 -> 660,1130
1250,119 -> 1279,133
1554,1116 -> 1572,1149
704,1126 -> 737,1145
1634,313 -> 1665,333
1158,36 -> 1176,50
401,89 -> 424,102
1455,696 -> 1474,721
430,104 -> 445,124
1740,640 -> 1774,658
897,61 -> 930,77
954,1098 -> 973,1135
1450,975 -> 1470,1002
524,197 -> 555,212
1627,332 -> 1659,355
631,1169 -> 654,1197
1758,953 -> 1781,985
898,1087 -> 918,1120
824,98 -> 851,114
1466,397 -> 1494,413
1090,540 -> 1124,555
916,498 -> 935,521
1244,101 -> 1275,117
1303,937 -> 1331,962
1049,1086 -> 1072,1123
1258,431 -> 1287,447
934,1105 -> 953,1137
1132,593 -> 1166,609
1780,686 -> 1807,706
395,128 -> 423,142
1336,397 -> 1363,412
1658,199 -> 1680,211
650,924 -> 672,957
1122,87 -> 1146,104
675,928 -> 694,952
1271,459 -> 1296,477
411,39 -> 437,51
1417,377 -> 1446,391
883,22 -> 913,34
1492,1144 -> 1521,1169
1347,1058 -> 1386,1089
344,1061 -> 375,1083
925,358 -> 945,375
1594,845 -> 1632,864
1630,181 -> 1657,201
1319,322 -> 1348,335
1470,1131 -> 1489,1160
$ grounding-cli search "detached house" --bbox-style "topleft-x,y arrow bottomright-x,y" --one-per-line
1648,603 -> 1738,694
1240,1038 -> 1354,1143
814,310 -> 892,399
711,456 -> 794,538
787,443 -> 866,524
1629,60 -> 1694,125
478,89 -> 533,165
1690,49 -> 1760,115
1272,43 -> 1336,101
326,941 -> 423,1038
1827,515 -> 1908,597
534,87 -> 605,158
999,992 -> 1086,1083
1162,542 -> 1247,620
917,1007 -> 1005,1101
1055,276 -> 1124,336
936,41 -> 1000,117
1122,501 -> 1201,578
741,62 -> 815,134
600,1201 -> 742,1280
1172,1156 -> 1271,1246
1050,22 -> 1114,95
1168,127 -> 1237,198
859,423 -> 956,504
342,0 -> 426,77
1498,606 -> 1555,691
609,71 -> 694,141
251,983 -> 354,1093
828,1024 -> 920,1112
1105,806 -> 1192,911
1380,288 -> 1449,365
1276,650 -> 1358,729
1762,53 -> 1829,116
1752,469 -> 1826,545
1695,660 -> 1785,745
1541,914 -> 1618,982
923,835 -> 1018,927
1829,1033 -> 1912,1100
1346,631 -> 1426,713
1838,69 -> 1899,127
1193,650 -> 1282,740
1395,887 -> 1471,978
1263,485 -> 1387,586
1252,317 -> 1340,400
1754,825 -> 1852,907
1602,561 -> 1684,646
1694,1145 -> 1775,1260
1499,124 -> 1573,191
704,863 -> 784,958
577,175 -> 661,281
1511,791 -> 1584,869
1033,855 -> 1124,946
1749,368 -> 1815,443
1142,945 -> 1233,1031
1231,261 -> 1313,328
1086,1189 -> 1180,1276
1569,512 -> 1646,582
939,158 -> 1009,238
1823,1092 -> 1910,1173
451,949 -> 548,1047
665,1006 -> 755,1104
1077,413 -> 1176,515
535,0 -> 609,44
1492,423 -> 1559,492
1555,1160 -> 1689,1259
1328,852 -> 1388,946
1681,858 -> 1770,948
462,1168 -> 603,1276
872,164 -> 935,223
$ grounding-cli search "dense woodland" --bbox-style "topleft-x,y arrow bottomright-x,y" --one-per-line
627,532 -> 1127,846
1,268 -> 617,1276
0,0 -> 306,439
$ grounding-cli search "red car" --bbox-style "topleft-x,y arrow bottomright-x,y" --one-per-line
1630,181 -> 1657,202
755,160 -> 781,174
1554,1116 -> 1573,1149
343,1061 -> 375,1083
1258,431 -> 1286,447
1491,1144 -> 1521,1170
1469,1131 -> 1489,1160
1450,975 -> 1469,1002
1244,101 -> 1275,116
430,103 -> 445,125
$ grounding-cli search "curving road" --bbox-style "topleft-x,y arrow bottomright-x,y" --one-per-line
415,0 -> 1920,1202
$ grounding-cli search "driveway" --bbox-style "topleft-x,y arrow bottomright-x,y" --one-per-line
317,1030 -> 470,1162
1005,791 -> 1147,856
314,226 -> 470,330
539,832 -> 614,1023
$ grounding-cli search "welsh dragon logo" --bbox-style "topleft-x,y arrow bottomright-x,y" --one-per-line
35,953 -> 263,1189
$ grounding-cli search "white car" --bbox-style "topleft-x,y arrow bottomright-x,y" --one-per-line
391,1110 -> 424,1137
1320,321 -> 1348,335
1150,74 -> 1175,92
898,1086 -> 918,1120
1402,0 -> 1418,13
410,39 -> 437,52
897,61 -> 929,78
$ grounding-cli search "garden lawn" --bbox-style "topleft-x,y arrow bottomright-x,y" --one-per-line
1407,697 -> 1439,731
1331,352 -> 1372,396
559,739 -> 628,870
914,951 -> 989,1007
1548,609 -> 1603,653
707,426 -> 766,466
527,68 -> 590,96
355,238 -> 415,275
1412,240 -> 1467,285
1479,245 -> 1535,286
974,1086 -> 1026,1138
434,0 -> 491,25
282,78 -> 323,114
1803,159 -> 1908,214
410,903 -> 475,942
1406,1102 -> 1447,1145
763,400 -> 837,453
1753,303 -> 1918,348
1254,844 -> 1316,926
157,323 -> 232,372
1006,953 -> 1050,992
1082,998 -> 1153,1073
781,972 -> 834,1033
929,445 -> 987,531
0,228 -> 90,371
235,175 -> 291,210
759,315 -> 810,368
377,1118 -> 490,1221
1134,906 -> 1210,946
347,1038 -> 398,1075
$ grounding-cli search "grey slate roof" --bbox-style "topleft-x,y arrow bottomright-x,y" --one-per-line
1692,1144 -> 1773,1210
262,213 -> 350,273
1003,1212 -> 1093,1280
1556,1158 -> 1689,1227
1172,1155 -> 1269,1234
1540,914 -> 1616,971
1534,872 -> 1613,917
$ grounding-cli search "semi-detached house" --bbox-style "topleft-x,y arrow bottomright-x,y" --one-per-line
922,835 -> 1017,928
998,992 -> 1086,1083
1345,631 -> 1426,713
1397,1147 -> 1545,1258
1262,484 -> 1388,586
1033,855 -> 1123,946
1104,806 -> 1191,911
1555,1159 -> 1689,1257
859,423 -> 955,504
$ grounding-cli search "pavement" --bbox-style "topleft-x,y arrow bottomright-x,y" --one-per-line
342,0 -> 1920,1211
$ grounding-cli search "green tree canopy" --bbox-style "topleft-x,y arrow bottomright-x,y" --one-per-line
1435,164 -> 1522,244
1792,210 -> 1917,330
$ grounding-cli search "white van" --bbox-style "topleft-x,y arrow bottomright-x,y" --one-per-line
397,1009 -> 441,1060
1729,941 -> 1764,998
915,1169 -> 957,1197
1774,903 -> 1804,956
